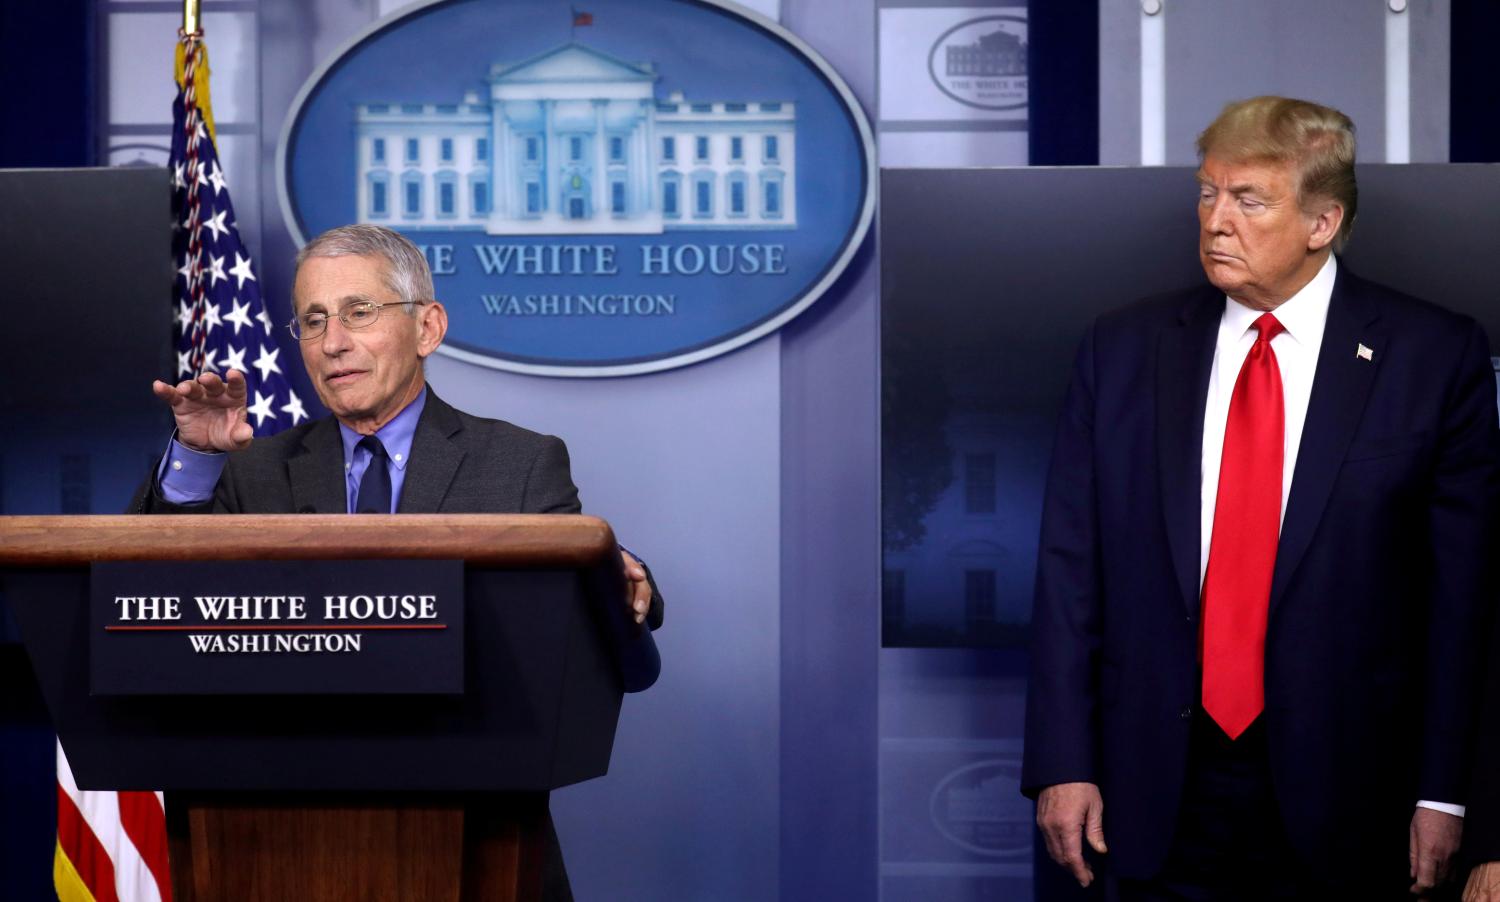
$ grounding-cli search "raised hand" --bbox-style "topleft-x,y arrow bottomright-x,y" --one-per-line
151,369 -> 253,453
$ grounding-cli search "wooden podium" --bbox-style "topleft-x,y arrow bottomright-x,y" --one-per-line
0,514 -> 659,901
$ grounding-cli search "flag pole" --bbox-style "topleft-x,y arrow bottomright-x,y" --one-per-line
179,0 -> 209,373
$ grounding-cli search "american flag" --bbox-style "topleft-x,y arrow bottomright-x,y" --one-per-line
167,32 -> 306,433
53,29 -> 306,902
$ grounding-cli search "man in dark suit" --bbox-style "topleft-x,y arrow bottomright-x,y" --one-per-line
1022,96 -> 1499,899
135,223 -> 662,901
137,222 -> 659,628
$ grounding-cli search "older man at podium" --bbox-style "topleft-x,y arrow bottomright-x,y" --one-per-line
135,222 -> 659,626
131,222 -> 662,902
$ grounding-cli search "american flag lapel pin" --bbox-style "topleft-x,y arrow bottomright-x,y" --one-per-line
1356,343 -> 1374,362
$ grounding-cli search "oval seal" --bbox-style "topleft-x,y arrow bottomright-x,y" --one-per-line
278,0 -> 875,377
925,15 -> 1029,112
927,758 -> 1032,858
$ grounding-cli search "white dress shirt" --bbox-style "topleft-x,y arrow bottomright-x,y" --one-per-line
1196,253 -> 1461,817
1199,253 -> 1334,585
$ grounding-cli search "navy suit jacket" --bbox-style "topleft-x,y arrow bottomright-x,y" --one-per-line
1021,266 -> 1500,878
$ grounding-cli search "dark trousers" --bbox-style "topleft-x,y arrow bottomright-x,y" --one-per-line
1111,710 -> 1417,902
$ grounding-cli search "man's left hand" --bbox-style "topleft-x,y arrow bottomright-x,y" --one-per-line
1411,807 -> 1463,896
622,549 -> 651,625
1465,861 -> 1500,901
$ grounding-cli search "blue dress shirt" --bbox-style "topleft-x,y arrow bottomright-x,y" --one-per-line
158,388 -> 427,514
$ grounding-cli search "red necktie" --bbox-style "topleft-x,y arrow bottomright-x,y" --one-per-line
1201,312 -> 1285,739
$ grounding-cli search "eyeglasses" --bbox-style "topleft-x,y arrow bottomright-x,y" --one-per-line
286,300 -> 426,340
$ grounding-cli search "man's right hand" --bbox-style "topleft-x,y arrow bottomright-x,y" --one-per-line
152,370 -> 253,453
1037,781 -> 1108,887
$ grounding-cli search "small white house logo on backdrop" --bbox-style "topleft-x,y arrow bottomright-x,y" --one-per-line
926,16 -> 1029,112
928,758 -> 1032,857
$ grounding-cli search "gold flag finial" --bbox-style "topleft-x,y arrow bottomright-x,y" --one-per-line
183,0 -> 202,36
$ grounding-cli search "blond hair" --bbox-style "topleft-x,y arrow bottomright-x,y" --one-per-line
1197,96 -> 1357,249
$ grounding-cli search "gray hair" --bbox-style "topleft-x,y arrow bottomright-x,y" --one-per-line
294,224 -> 434,306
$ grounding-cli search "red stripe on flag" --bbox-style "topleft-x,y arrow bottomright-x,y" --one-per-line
56,784 -> 122,902
118,792 -> 173,901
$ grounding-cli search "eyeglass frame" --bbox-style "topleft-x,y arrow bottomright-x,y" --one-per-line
285,299 -> 429,341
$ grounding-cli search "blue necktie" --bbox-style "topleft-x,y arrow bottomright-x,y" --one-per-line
355,435 -> 392,514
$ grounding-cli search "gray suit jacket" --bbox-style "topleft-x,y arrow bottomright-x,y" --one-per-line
133,389 -> 662,627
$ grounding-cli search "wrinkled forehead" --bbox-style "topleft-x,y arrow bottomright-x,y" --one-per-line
1195,153 -> 1299,192
292,254 -> 395,314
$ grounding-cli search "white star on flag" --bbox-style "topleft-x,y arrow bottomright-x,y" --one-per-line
207,253 -> 227,287
219,343 -> 248,375
224,297 -> 254,334
202,209 -> 230,243
281,392 -> 308,425
247,389 -> 276,427
229,252 -> 257,289
201,301 -> 223,336
252,344 -> 282,382
256,308 -> 274,335
207,162 -> 228,196
177,349 -> 193,378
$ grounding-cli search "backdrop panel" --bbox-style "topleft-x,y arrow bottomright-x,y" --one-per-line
881,164 -> 1500,647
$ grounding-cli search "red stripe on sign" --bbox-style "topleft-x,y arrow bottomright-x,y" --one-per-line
56,784 -> 121,902
118,792 -> 173,901
105,624 -> 448,631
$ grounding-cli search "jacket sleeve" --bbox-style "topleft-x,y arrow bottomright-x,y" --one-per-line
1419,322 -> 1500,810
523,436 -> 665,631
1021,322 -> 1105,798
520,435 -> 582,515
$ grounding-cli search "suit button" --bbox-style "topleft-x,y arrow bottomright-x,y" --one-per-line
1180,706 -> 1193,720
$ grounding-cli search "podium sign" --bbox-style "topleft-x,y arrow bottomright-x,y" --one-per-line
91,559 -> 464,695
5,493 -> 659,900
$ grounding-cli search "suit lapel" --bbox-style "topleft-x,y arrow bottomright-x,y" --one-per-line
1158,288 -> 1223,618
397,390 -> 466,514
288,418 -> 348,513
1268,270 -> 1383,617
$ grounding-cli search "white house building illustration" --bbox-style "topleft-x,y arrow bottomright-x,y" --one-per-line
354,43 -> 797,235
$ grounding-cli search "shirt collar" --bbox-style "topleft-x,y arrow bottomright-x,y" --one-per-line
338,386 -> 427,473
1222,252 -> 1337,349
